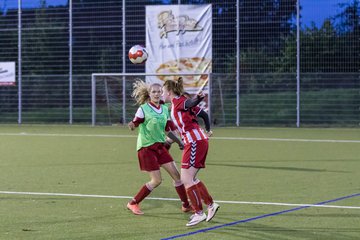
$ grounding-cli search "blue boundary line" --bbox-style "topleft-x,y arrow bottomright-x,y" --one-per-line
161,192 -> 360,240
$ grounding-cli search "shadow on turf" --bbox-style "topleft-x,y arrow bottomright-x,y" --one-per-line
230,159 -> 360,163
213,222 -> 360,240
20,161 -> 131,167
207,163 -> 349,173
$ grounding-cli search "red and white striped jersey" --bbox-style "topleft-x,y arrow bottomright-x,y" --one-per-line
171,95 -> 208,144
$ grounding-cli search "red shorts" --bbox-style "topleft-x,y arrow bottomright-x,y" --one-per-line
181,139 -> 208,169
137,143 -> 174,171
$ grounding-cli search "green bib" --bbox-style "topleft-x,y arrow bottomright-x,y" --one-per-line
136,103 -> 169,151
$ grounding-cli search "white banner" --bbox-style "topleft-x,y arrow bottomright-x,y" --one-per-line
146,4 -> 212,93
0,62 -> 16,86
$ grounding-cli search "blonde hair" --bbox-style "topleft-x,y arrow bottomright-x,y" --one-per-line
131,79 -> 150,105
163,77 -> 184,96
131,80 -> 163,105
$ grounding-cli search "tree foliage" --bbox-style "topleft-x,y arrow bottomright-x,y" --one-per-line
276,0 -> 359,74
0,0 -> 358,107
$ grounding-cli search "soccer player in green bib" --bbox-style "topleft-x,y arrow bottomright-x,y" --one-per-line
126,80 -> 191,215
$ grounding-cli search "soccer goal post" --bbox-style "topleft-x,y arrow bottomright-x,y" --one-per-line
91,73 -> 211,126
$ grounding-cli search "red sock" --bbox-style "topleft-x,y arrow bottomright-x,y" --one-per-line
186,185 -> 203,213
129,185 -> 152,205
175,184 -> 190,207
196,181 -> 213,206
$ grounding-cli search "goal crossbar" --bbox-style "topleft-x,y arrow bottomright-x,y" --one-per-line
91,73 -> 211,126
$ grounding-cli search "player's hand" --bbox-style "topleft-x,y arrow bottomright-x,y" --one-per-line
197,91 -> 205,100
164,142 -> 171,150
128,121 -> 135,131
206,130 -> 213,137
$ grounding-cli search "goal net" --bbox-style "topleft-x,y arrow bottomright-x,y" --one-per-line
91,73 -> 211,126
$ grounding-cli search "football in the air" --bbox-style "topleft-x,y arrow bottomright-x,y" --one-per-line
128,45 -> 148,64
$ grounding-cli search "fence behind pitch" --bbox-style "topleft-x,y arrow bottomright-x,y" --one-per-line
0,1 -> 358,126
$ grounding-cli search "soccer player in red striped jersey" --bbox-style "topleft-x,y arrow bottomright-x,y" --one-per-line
126,80 -> 191,215
162,77 -> 220,227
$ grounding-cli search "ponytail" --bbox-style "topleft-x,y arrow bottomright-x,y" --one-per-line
163,77 -> 184,96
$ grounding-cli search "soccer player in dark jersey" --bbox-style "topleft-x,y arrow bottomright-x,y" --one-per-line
162,77 -> 220,227
126,80 -> 191,215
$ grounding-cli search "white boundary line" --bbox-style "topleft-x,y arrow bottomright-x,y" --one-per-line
1,191 -> 360,210
214,137 -> 360,143
0,132 -> 136,138
0,132 -> 359,143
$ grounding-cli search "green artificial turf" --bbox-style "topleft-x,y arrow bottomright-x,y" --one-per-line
0,125 -> 359,240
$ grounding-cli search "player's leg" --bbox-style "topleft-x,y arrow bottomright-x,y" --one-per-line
194,179 -> 220,222
161,161 -> 191,212
190,139 -> 219,221
192,175 -> 219,217
127,170 -> 162,215
181,167 -> 206,226
181,140 -> 219,224
180,140 -> 207,211
127,147 -> 162,215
